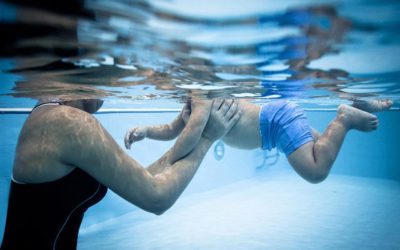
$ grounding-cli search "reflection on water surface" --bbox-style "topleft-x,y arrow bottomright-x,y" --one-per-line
1,0 -> 399,108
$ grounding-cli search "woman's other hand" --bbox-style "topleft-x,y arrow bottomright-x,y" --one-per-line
202,99 -> 242,142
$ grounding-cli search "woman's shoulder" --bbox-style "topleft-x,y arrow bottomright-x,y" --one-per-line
14,105 -> 82,183
20,105 -> 98,154
28,104 -> 95,127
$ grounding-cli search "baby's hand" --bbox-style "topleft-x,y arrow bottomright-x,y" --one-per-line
124,127 -> 148,149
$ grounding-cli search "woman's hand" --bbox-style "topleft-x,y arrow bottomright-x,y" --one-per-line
202,99 -> 242,142
181,100 -> 191,124
124,126 -> 148,149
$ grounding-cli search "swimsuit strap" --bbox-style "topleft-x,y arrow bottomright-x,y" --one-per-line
31,102 -> 62,113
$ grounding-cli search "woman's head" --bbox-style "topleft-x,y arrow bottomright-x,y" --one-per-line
37,96 -> 104,114
35,86 -> 107,113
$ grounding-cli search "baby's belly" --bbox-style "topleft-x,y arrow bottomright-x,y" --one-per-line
223,120 -> 261,150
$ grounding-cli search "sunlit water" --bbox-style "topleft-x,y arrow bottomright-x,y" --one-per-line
0,0 -> 400,108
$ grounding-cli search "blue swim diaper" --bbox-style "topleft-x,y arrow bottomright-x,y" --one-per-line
259,101 -> 313,156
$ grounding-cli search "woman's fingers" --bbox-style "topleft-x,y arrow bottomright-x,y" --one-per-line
226,108 -> 242,131
222,100 -> 241,131
222,99 -> 235,116
215,99 -> 235,117
224,101 -> 238,120
212,99 -> 224,111
218,99 -> 231,115
202,98 -> 242,141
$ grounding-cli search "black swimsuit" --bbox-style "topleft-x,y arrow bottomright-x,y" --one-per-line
1,103 -> 108,250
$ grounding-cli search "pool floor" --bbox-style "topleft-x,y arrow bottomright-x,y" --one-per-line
78,169 -> 400,250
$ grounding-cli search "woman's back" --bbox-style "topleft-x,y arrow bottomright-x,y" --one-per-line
1,168 -> 107,249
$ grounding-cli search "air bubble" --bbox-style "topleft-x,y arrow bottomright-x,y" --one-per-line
213,140 -> 225,161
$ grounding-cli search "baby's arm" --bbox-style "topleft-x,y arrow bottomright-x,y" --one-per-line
124,102 -> 190,149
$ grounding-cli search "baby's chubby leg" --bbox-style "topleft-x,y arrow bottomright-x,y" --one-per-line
288,102 -> 388,183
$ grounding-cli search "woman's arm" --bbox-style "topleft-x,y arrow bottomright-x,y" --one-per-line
125,99 -> 218,164
146,99 -> 236,175
164,99 -> 213,164
57,100 -> 240,215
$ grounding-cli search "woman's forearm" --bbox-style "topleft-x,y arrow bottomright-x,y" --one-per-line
143,99 -> 241,214
166,101 -> 211,164
148,136 -> 213,214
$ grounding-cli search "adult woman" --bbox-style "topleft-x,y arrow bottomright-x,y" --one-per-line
1,97 -> 241,249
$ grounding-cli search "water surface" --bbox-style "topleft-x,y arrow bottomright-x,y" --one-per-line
0,0 -> 399,108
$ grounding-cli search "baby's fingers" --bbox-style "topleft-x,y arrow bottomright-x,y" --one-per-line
124,128 -> 134,149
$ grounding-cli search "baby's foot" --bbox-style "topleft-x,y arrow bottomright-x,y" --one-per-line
352,99 -> 393,113
337,104 -> 378,132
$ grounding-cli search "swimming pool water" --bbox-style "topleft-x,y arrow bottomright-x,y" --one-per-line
1,0 -> 400,248
78,171 -> 400,250
1,110 -> 399,248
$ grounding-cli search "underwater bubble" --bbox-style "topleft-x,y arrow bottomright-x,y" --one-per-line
256,148 -> 280,169
214,140 -> 225,161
